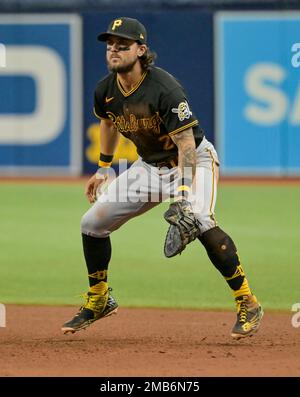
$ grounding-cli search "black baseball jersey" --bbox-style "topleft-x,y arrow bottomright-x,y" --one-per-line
94,66 -> 204,164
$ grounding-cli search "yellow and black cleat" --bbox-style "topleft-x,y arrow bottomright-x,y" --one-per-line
231,295 -> 263,340
61,287 -> 118,334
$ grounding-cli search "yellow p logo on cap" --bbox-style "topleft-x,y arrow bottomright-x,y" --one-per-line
112,19 -> 122,31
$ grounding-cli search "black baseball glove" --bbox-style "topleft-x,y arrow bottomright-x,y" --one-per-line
163,199 -> 201,258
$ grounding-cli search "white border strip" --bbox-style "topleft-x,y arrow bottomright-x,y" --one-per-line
213,12 -> 224,172
0,14 -> 82,24
70,14 -> 82,176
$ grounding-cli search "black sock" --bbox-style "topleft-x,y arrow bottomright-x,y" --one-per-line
199,227 -> 246,292
81,233 -> 111,287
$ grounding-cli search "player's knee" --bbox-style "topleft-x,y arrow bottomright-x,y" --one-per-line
199,226 -> 239,275
80,212 -> 92,234
196,214 -> 217,235
80,210 -> 110,238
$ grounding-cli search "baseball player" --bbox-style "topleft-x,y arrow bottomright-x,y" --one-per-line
62,17 -> 263,339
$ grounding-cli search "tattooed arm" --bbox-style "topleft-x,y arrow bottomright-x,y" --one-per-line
170,127 -> 196,198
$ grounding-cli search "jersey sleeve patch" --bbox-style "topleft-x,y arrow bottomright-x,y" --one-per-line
171,101 -> 192,121
160,87 -> 199,136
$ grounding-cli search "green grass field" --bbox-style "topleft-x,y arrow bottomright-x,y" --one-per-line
1,181 -> 299,311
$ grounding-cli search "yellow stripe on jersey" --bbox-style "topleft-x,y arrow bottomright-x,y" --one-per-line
168,120 -> 198,136
93,107 -> 109,120
117,70 -> 148,97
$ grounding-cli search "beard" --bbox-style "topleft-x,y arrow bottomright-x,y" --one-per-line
107,57 -> 138,73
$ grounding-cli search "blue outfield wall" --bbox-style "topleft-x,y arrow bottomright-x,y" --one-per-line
0,9 -> 299,176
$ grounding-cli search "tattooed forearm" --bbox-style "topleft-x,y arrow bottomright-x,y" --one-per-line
170,128 -> 196,183
180,145 -> 196,177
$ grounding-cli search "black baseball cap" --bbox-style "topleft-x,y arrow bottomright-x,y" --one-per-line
97,17 -> 147,45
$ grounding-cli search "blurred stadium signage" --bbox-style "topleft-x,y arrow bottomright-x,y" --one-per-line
0,15 -> 82,175
215,12 -> 300,176
0,43 -> 6,67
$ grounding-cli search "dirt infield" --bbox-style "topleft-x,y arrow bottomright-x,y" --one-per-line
0,305 -> 299,377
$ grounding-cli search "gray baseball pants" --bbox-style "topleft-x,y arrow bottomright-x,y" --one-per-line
81,137 -> 219,238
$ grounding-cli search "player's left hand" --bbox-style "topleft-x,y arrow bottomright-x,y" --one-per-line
163,199 -> 201,257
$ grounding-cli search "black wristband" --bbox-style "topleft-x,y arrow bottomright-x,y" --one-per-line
99,153 -> 113,163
